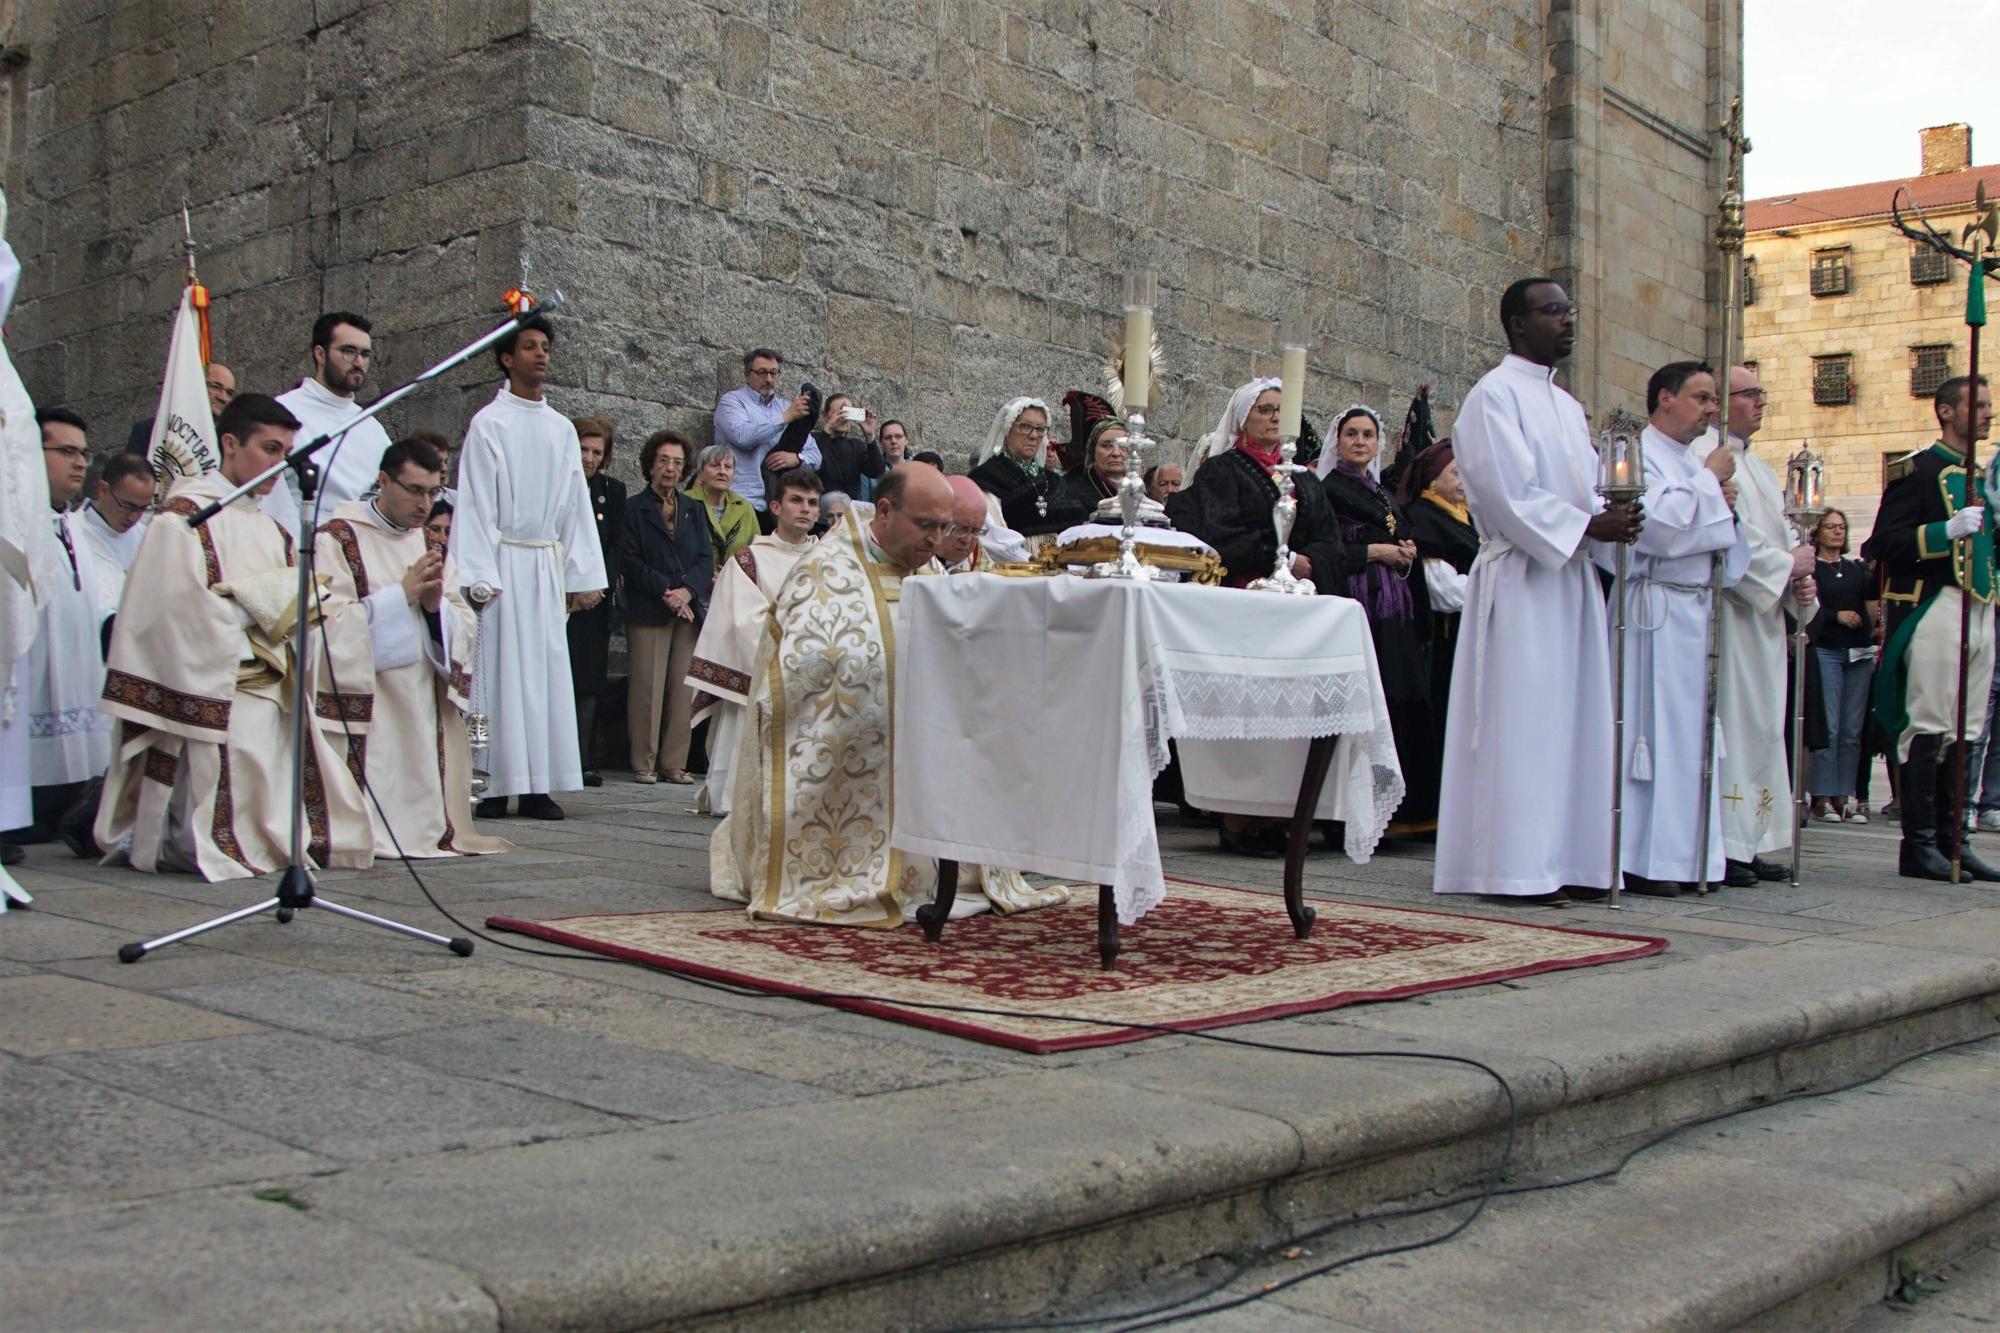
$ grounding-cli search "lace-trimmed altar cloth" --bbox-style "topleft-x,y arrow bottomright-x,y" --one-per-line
891,575 -> 1402,924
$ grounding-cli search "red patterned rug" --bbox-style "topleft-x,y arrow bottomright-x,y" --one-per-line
488,880 -> 1667,1053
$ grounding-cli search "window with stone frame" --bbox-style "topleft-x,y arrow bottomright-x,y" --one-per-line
1742,256 -> 1758,305
1910,245 -> 1951,287
1910,344 -> 1953,397
1810,247 -> 1850,297
1812,353 -> 1854,406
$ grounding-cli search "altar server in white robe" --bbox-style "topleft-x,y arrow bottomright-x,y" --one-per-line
687,466 -> 820,816
75,451 -> 157,618
316,437 -> 511,859
1691,364 -> 1817,885
0,212 -> 50,888
269,312 -> 395,535
94,394 -> 377,880
1435,279 -> 1644,904
1592,362 -> 1749,895
25,408 -> 112,791
712,464 -> 1069,925
451,313 -> 607,820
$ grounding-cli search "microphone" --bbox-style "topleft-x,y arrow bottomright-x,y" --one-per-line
526,288 -> 567,317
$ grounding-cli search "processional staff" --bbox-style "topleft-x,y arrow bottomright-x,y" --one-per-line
1598,412 -> 1647,912
1892,183 -> 2000,885
1695,96 -> 1750,897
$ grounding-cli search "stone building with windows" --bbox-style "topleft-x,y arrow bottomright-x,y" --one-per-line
7,1 -> 1741,474
1742,123 -> 1996,539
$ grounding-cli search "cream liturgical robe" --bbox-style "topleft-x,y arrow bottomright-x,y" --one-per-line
710,509 -> 1069,926
686,532 -> 815,817
94,473 -> 376,881
316,502 -> 511,859
26,510 -> 112,784
1690,429 -> 1807,860
451,386 -> 607,798
1435,354 -> 1614,898
1592,425 -> 1750,883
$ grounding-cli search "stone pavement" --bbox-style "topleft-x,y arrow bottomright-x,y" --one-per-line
3,778 -> 1997,1330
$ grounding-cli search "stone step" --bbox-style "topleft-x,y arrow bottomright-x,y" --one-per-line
10,927 -> 1998,1331
1045,1036 -> 2000,1331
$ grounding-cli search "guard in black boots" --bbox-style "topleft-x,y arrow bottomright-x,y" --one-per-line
1862,374 -> 2000,881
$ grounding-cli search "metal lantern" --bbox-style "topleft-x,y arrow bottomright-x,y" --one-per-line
1783,442 -> 1827,523
1597,413 -> 1646,505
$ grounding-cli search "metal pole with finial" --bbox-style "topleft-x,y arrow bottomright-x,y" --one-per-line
1695,96 -> 1750,896
1949,189 -> 1996,883
180,199 -> 212,368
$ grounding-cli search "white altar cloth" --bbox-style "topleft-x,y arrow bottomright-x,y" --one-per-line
891,575 -> 1402,923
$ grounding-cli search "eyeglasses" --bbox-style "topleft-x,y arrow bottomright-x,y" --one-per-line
1729,388 -> 1769,402
106,490 -> 156,516
1010,423 -> 1050,438
1534,302 -> 1579,319
906,518 -> 985,538
42,445 -> 89,462
389,477 -> 446,501
332,344 -> 373,360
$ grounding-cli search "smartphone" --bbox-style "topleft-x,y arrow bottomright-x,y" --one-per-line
842,406 -> 865,423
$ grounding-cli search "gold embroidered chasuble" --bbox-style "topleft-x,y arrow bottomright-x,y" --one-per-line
710,509 -> 1068,926
315,501 -> 511,859
94,472 -> 376,881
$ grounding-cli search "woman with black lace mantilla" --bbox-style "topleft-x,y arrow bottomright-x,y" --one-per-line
1314,404 -> 1438,834
967,396 -> 1092,539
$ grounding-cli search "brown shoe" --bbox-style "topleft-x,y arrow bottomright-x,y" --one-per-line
633,771 -> 658,785
662,770 -> 696,785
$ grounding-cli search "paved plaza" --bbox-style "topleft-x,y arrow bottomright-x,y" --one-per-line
3,781 -> 1996,1329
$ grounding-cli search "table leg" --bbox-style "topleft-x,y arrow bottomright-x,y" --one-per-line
1097,884 -> 1120,971
917,859 -> 959,942
1284,735 -> 1337,940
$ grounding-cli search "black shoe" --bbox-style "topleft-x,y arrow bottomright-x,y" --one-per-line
1561,885 -> 1611,902
1722,859 -> 1761,888
474,797 -> 509,820
1623,873 -> 1682,898
1750,857 -> 1788,882
1899,833 -> 1955,881
1218,823 -> 1279,858
0,842 -> 21,866
1480,891 -> 1573,906
517,794 -> 565,821
57,778 -> 102,860
582,770 -> 603,788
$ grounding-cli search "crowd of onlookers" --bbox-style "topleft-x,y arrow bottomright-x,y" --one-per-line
0,313 -> 1933,865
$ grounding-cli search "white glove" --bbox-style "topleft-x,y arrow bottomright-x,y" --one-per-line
1947,506 -> 1986,540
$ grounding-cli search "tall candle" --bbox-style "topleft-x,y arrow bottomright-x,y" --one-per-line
1122,303 -> 1153,412
1277,342 -> 1306,442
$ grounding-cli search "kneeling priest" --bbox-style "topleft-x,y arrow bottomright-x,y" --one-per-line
316,437 -> 511,859
95,395 -> 376,880
711,463 -> 1069,925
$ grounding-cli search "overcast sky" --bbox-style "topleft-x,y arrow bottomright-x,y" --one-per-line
1743,0 -> 2000,199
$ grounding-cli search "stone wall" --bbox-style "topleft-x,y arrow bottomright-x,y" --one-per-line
9,0 -> 1735,488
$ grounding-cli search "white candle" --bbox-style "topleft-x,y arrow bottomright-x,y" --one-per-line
1277,343 -> 1306,442
1122,303 -> 1153,412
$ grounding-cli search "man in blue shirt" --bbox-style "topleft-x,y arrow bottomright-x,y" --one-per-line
713,348 -> 821,520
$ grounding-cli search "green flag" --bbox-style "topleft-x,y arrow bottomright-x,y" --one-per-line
1972,260 -> 1989,328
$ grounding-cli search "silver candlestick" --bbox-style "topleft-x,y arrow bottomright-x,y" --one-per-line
466,581 -> 494,797
1247,437 -> 1314,595
1086,411 -> 1164,580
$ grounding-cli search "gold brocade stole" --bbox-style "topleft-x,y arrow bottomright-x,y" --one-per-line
756,510 -> 922,925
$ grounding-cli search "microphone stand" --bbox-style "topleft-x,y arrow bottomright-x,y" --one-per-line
117,294 -> 563,964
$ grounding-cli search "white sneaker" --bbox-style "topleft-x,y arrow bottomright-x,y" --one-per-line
1981,810 -> 2000,832
1818,807 -> 1843,824
1846,804 -> 1869,824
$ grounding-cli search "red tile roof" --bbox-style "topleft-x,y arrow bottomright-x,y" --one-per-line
1747,162 -> 2000,232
